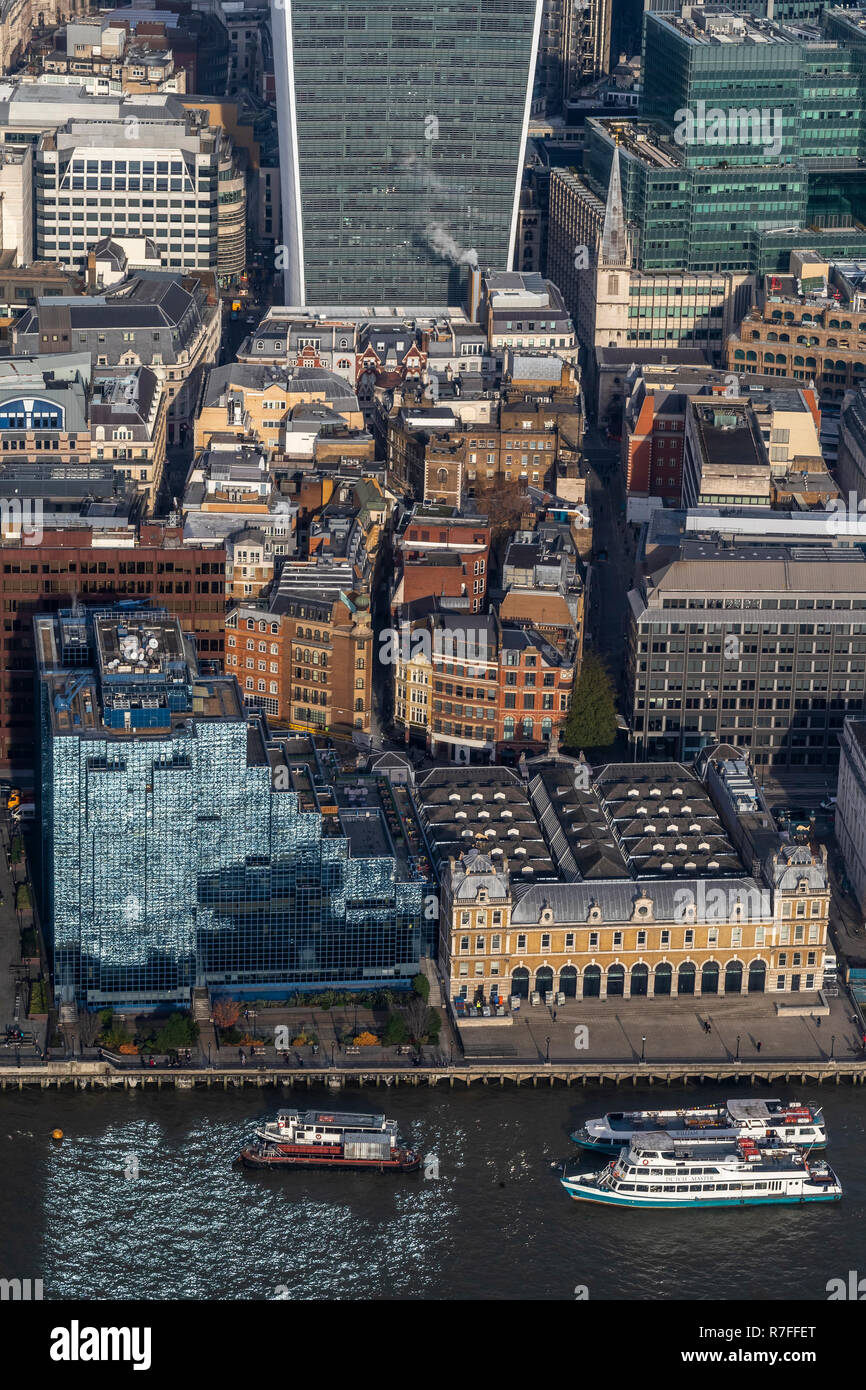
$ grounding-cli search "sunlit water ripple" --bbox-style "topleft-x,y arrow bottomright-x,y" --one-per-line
1,1084 -> 863,1300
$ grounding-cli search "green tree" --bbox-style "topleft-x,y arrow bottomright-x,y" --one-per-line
383,1012 -> 409,1046
154,1011 -> 199,1052
411,973 -> 430,1003
562,652 -> 617,752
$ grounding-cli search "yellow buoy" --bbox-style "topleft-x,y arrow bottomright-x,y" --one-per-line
51,1129 -> 63,1142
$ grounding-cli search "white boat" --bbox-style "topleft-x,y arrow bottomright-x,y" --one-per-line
572,1098 -> 825,1155
561,1131 -> 842,1208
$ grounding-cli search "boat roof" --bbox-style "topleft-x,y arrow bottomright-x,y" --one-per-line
626,1132 -> 809,1162
726,1100 -> 773,1121
300,1109 -> 388,1129
628,1132 -> 678,1151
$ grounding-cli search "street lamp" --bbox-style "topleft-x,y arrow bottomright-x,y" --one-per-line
640,1034 -> 646,1063
330,1043 -> 335,1066
830,1034 -> 836,1061
207,1043 -> 212,1068
449,1042 -> 454,1067
735,1033 -> 741,1062
545,1035 -> 551,1064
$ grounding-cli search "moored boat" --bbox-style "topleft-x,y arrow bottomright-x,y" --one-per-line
561,1131 -> 842,1208
237,1108 -> 420,1172
572,1097 -> 825,1155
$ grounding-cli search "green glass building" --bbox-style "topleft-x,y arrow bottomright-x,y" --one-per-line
272,0 -> 543,305
584,7 -> 866,274
37,608 -> 426,1010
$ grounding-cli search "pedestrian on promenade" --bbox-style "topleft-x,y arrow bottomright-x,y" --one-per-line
553,1010 -> 557,1023
755,1040 -> 762,1053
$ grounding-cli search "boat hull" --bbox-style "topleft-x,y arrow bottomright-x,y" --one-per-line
238,1146 -> 420,1173
561,1182 -> 840,1208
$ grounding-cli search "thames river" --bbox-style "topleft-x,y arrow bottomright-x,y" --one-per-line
1,1083 -> 862,1301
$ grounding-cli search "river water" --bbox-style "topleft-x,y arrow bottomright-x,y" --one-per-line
1,1083 -> 863,1301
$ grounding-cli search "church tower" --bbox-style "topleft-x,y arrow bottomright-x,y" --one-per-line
594,144 -> 631,350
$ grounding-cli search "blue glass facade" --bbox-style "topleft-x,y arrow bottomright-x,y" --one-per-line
38,608 -> 424,1010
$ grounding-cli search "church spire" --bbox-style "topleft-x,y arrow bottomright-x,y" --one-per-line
600,143 -> 629,267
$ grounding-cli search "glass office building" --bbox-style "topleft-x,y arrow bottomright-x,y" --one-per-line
37,608 -> 425,1009
272,0 -> 543,305
583,8 -> 866,275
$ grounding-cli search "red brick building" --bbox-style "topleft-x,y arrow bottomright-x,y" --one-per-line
623,388 -> 687,503
495,627 -> 573,756
1,523 -> 225,772
393,509 -> 491,616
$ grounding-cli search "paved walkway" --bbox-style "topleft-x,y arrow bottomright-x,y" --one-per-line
457,992 -> 862,1064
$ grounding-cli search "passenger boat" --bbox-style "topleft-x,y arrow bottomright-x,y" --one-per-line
237,1108 -> 421,1172
572,1098 -> 825,1155
561,1131 -> 842,1208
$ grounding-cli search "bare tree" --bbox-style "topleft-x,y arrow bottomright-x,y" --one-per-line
403,995 -> 432,1045
77,1010 -> 102,1048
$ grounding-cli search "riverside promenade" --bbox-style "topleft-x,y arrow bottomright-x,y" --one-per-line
3,1056 -> 866,1089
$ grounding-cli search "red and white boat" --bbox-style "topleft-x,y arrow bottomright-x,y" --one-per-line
237,1108 -> 420,1172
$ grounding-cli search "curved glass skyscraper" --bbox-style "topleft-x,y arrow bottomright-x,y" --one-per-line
272,0 -> 543,305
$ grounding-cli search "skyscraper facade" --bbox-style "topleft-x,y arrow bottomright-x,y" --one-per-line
38,607 -> 425,1009
271,0 -> 543,305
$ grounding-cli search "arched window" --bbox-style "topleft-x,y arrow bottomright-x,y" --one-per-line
734,349 -> 745,360
630,962 -> 649,997
607,963 -> 625,997
654,961 -> 672,996
701,960 -> 720,995
559,965 -> 578,998
748,959 -> 766,993
535,965 -> 554,998
511,966 -> 530,999
583,964 -> 601,998
522,717 -> 534,740
541,717 -> 552,740
725,960 -> 743,994
677,961 -> 696,995
503,716 -> 515,740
